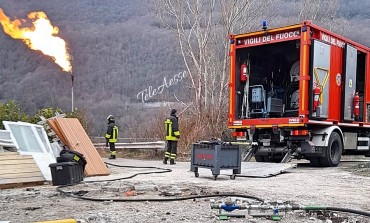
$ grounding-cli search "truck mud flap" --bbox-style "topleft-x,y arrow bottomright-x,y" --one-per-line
301,141 -> 326,157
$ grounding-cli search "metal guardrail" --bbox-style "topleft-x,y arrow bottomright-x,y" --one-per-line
93,141 -> 166,150
91,137 -> 162,143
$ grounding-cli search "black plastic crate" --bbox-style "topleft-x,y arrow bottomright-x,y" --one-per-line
49,162 -> 83,186
190,142 -> 241,180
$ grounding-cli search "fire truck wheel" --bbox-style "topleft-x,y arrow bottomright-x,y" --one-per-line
319,132 -> 343,167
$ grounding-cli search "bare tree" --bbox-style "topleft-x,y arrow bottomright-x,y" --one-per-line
298,0 -> 340,30
153,0 -> 278,127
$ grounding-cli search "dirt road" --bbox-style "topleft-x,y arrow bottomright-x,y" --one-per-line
0,157 -> 369,223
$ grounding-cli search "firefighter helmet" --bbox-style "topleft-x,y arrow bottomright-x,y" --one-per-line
107,115 -> 115,122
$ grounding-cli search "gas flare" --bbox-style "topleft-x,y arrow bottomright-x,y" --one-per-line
0,8 -> 72,72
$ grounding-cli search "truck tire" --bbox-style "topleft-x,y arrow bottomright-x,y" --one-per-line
319,132 -> 343,167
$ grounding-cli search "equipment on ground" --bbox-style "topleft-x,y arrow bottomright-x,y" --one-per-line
190,141 -> 241,180
210,197 -> 370,221
211,199 -> 285,221
228,20 -> 370,167
57,149 -> 87,172
49,162 -> 84,186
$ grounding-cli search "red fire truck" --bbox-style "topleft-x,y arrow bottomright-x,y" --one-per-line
228,20 -> 370,167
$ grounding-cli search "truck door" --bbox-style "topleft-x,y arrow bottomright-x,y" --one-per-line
343,44 -> 357,121
311,40 -> 331,118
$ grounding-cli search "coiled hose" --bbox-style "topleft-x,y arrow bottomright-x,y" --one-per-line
297,206 -> 370,218
56,162 -> 265,203
55,162 -> 370,218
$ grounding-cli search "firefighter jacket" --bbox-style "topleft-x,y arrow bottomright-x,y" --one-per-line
165,114 -> 180,141
106,122 -> 118,143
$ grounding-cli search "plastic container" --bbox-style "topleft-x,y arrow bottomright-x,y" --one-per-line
49,162 -> 83,186
190,142 -> 241,180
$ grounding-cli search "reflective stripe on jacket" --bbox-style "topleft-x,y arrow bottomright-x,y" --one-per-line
106,123 -> 118,143
165,115 -> 180,141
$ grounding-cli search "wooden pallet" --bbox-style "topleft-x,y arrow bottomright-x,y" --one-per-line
47,118 -> 110,176
0,152 -> 45,189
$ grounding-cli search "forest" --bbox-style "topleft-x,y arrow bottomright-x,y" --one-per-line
0,0 -> 369,142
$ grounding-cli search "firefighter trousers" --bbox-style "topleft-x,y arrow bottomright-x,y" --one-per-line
109,142 -> 116,156
164,140 -> 177,161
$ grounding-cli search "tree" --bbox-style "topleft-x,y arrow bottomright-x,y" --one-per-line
298,0 -> 340,31
0,100 -> 90,134
153,0 -> 278,127
0,100 -> 29,129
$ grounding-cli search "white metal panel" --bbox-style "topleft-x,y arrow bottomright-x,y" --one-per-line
0,130 -> 17,148
237,162 -> 296,178
18,151 -> 54,181
35,125 -> 53,153
343,44 -> 357,121
50,142 -> 63,157
312,40 -> 331,118
3,122 -> 43,152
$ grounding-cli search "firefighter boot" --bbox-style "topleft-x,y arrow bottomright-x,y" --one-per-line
163,157 -> 168,164
109,151 -> 116,159
170,159 -> 176,165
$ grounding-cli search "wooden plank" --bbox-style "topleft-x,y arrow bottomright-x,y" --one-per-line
47,119 -> 69,147
54,118 -> 109,176
0,181 -> 44,189
0,159 -> 36,165
0,167 -> 41,175
0,176 -> 45,185
0,153 -> 45,189
0,155 -> 33,160
0,171 -> 43,179
0,163 -> 39,170
0,152 -> 19,156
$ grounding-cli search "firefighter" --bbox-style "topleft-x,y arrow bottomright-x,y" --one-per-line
163,109 -> 180,165
105,115 -> 119,159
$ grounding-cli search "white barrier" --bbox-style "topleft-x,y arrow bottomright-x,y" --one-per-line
93,141 -> 166,150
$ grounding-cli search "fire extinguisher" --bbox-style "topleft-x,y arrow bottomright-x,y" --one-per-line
313,85 -> 321,111
353,92 -> 360,120
240,62 -> 248,82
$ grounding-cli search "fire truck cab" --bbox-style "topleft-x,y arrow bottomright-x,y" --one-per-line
228,21 -> 370,167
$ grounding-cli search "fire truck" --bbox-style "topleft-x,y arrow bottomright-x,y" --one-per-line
228,20 -> 370,167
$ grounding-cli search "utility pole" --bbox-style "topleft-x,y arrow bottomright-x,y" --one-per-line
71,72 -> 74,112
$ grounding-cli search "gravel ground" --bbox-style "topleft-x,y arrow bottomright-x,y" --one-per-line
1,157 -> 370,223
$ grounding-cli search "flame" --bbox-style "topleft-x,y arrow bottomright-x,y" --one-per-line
0,8 -> 72,72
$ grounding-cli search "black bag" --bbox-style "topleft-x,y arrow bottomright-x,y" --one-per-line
57,149 -> 87,171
